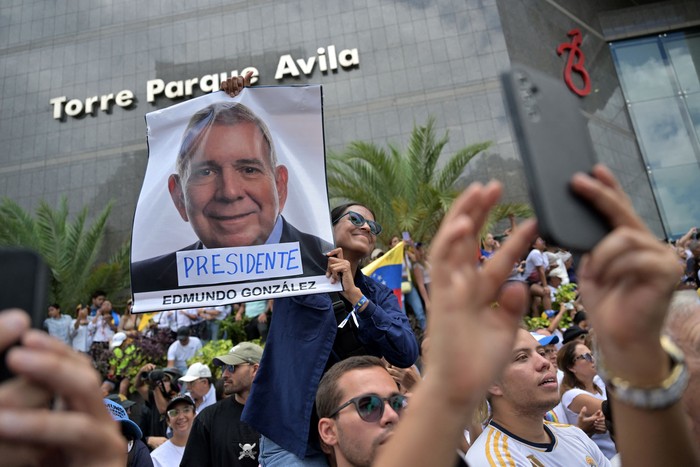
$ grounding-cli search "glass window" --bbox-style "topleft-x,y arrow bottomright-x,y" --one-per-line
611,29 -> 700,238
613,38 -> 675,102
648,163 -> 700,235
628,97 -> 697,168
665,33 -> 700,94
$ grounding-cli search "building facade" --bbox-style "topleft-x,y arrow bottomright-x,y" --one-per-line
1,0 -> 698,260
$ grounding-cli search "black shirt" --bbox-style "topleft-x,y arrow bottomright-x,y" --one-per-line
180,397 -> 260,467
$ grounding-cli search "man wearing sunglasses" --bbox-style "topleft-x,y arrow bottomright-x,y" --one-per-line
316,356 -> 407,467
132,75 -> 332,294
181,342 -> 262,467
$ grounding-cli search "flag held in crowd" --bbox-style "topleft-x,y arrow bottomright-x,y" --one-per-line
362,242 -> 403,307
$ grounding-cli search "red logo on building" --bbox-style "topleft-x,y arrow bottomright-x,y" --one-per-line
557,29 -> 591,97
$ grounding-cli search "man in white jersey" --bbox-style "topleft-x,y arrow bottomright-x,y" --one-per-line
467,328 -> 610,467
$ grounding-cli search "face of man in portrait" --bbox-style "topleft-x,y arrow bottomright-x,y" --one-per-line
168,121 -> 289,249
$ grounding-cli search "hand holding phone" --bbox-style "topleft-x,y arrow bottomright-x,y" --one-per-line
0,249 -> 49,382
501,65 -> 610,252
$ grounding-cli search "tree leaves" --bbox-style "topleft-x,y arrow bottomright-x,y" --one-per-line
328,118 -> 529,245
0,196 -> 130,311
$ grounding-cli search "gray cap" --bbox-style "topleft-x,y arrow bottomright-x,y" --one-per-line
213,342 -> 263,366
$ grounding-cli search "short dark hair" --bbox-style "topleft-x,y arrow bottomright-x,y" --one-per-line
91,290 -> 106,299
49,303 -> 60,309
316,356 -> 387,419
176,102 -> 276,183
330,203 -> 376,224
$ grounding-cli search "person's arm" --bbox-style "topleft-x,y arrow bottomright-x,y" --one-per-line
354,283 -> 419,368
0,309 -> 126,467
537,264 -> 548,289
166,342 -> 176,369
325,247 -> 419,367
134,363 -> 155,401
566,392 -> 603,414
546,303 -> 566,333
234,304 -> 244,322
375,181 -> 537,467
677,227 -> 696,248
571,165 -> 700,466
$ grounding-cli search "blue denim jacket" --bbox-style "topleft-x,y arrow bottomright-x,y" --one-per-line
242,271 -> 419,459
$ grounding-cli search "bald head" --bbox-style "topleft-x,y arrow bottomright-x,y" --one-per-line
665,291 -> 700,445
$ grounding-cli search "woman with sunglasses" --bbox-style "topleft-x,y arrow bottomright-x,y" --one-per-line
242,202 -> 419,467
558,340 -> 617,459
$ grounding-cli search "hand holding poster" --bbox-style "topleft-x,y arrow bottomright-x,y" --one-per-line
130,85 -> 341,313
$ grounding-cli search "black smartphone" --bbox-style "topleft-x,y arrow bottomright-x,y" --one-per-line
501,64 -> 610,252
0,248 -> 50,381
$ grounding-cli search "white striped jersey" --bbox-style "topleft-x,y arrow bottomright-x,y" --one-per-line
466,420 -> 611,466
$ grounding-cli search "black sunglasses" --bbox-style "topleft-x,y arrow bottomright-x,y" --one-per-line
574,352 -> 594,363
332,211 -> 382,236
328,393 -> 407,422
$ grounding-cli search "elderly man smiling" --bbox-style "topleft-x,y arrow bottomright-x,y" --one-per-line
132,99 -> 332,293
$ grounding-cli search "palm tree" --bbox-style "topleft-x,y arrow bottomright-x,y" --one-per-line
327,117 -> 531,245
0,197 -> 131,311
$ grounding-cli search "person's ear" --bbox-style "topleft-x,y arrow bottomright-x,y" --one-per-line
251,363 -> 260,378
488,382 -> 503,397
275,165 -> 288,213
169,174 -> 189,222
318,417 -> 339,447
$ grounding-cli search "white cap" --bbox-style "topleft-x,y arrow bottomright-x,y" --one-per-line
109,332 -> 127,350
179,362 -> 212,382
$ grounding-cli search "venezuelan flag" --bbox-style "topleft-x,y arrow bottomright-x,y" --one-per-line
362,242 -> 404,307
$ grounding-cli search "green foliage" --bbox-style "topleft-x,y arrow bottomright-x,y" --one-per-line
328,117 -> 532,245
553,283 -> 578,308
219,315 -> 248,344
0,196 -> 131,311
187,339 -> 234,380
524,316 -> 551,331
107,331 -> 171,389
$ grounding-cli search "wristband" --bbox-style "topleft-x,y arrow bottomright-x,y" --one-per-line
353,295 -> 368,314
595,336 -> 689,410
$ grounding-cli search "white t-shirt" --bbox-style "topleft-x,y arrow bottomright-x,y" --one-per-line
167,337 -> 202,373
466,420 -> 610,466
150,440 -> 185,467
523,249 -> 547,280
561,387 -> 617,459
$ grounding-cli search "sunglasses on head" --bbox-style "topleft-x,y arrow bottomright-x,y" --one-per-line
332,211 -> 382,236
328,393 -> 407,423
574,352 -> 594,363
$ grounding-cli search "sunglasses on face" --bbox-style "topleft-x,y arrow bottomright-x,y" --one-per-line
167,406 -> 194,418
328,393 -> 407,423
574,352 -> 594,363
332,211 -> 382,236
223,363 -> 251,373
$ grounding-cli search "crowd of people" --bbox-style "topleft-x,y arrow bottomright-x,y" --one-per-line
1,74 -> 699,467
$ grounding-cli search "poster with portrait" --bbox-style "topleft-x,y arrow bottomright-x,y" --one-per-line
130,85 -> 341,313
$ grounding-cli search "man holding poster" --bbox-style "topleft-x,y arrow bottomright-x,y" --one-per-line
131,75 -> 337,312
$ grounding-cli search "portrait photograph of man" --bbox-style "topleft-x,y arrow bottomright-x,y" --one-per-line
131,86 -> 336,311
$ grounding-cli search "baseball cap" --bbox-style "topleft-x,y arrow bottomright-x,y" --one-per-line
106,393 -> 136,409
109,332 -> 128,350
213,342 -> 263,367
166,394 -> 195,413
530,331 -> 559,346
179,362 -> 212,382
177,326 -> 191,340
104,398 -> 142,440
562,326 -> 588,344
